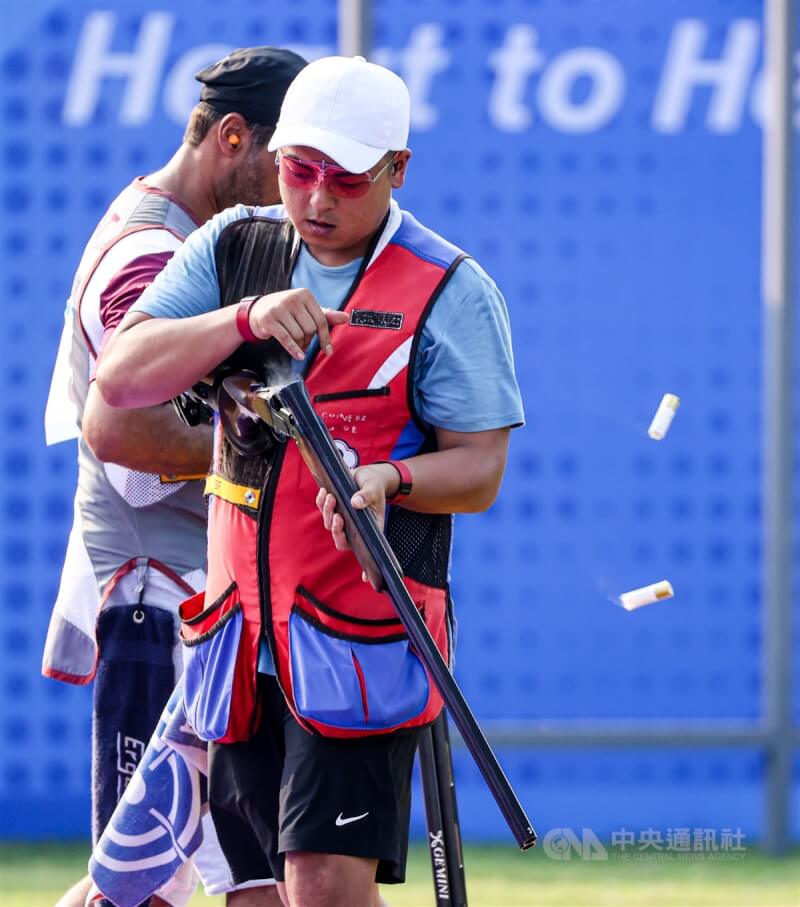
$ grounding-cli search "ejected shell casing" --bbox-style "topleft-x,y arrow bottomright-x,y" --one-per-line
648,393 -> 680,440
619,580 -> 674,611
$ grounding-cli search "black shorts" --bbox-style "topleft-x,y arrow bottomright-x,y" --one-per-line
208,674 -> 421,885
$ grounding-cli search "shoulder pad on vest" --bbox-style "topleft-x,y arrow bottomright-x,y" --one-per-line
390,212 -> 466,270
214,216 -> 295,310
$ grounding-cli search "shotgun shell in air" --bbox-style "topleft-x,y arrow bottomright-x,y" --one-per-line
648,393 -> 680,440
619,580 -> 674,611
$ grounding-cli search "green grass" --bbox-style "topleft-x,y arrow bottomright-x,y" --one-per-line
0,842 -> 797,906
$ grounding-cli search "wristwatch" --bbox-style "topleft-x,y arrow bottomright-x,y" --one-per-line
378,460 -> 413,504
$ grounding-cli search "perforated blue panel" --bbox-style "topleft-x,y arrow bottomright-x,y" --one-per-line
1,0 -> 798,842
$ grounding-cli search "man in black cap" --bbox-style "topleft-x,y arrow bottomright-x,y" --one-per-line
45,46 -> 305,907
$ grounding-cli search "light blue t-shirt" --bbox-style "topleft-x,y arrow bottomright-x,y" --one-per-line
133,204 -> 525,433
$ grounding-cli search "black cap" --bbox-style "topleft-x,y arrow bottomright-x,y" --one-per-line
195,46 -> 307,127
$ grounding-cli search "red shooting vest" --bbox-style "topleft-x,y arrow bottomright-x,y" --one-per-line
186,210 -> 466,741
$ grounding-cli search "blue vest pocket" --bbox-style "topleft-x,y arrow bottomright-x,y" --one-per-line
180,584 -> 242,742
289,605 -> 429,731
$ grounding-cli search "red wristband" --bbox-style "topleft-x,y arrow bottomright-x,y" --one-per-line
236,296 -> 260,343
378,460 -> 413,504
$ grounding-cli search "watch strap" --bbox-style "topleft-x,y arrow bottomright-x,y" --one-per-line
236,296 -> 260,343
377,460 -> 413,503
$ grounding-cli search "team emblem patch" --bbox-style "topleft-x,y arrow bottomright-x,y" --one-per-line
349,309 -> 404,330
334,438 -> 360,470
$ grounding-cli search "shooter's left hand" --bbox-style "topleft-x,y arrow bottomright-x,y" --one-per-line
315,463 -> 401,578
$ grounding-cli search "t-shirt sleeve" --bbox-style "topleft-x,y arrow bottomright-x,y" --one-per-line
130,204 -> 252,321
413,258 -> 525,432
97,251 -> 174,351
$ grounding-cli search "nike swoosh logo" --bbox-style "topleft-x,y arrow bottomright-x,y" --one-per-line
336,811 -> 369,827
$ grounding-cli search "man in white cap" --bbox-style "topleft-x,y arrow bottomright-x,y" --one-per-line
97,56 -> 524,906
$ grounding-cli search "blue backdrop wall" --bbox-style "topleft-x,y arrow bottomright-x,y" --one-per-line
1,0 -> 798,843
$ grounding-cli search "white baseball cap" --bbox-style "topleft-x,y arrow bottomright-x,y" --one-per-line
267,55 -> 410,173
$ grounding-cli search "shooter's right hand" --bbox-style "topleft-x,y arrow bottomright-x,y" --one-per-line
245,289 -> 350,361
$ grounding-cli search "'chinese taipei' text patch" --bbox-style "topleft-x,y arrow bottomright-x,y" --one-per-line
349,309 -> 404,330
